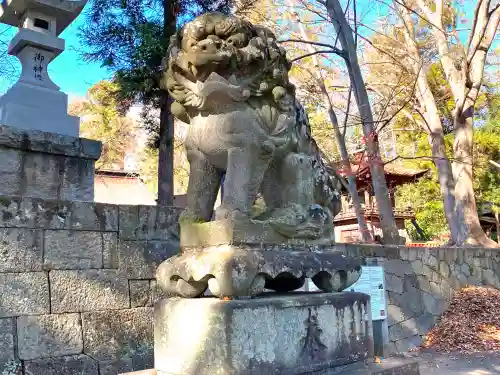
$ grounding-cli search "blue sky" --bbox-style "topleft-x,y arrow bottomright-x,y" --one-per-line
1,9 -> 110,97
0,0 -> 495,99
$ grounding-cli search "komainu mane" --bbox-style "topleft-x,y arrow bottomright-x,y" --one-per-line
162,11 -> 341,240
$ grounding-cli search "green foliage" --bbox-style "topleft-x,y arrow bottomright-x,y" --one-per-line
395,99 -> 500,240
307,108 -> 340,161
473,123 -> 500,209
394,129 -> 449,239
138,147 -> 159,194
426,63 -> 454,132
70,81 -> 136,170
139,136 -> 190,195
79,0 -> 240,146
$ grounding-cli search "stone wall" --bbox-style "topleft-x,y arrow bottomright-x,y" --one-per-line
0,125 -> 102,202
340,245 -> 500,354
1,196 -> 498,375
0,195 -> 181,375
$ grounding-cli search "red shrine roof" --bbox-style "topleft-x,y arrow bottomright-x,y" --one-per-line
328,151 -> 428,190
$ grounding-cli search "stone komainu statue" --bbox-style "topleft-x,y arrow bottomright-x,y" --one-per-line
162,12 -> 341,240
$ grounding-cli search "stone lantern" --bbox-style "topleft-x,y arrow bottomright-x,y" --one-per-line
0,0 -> 102,202
0,0 -> 88,136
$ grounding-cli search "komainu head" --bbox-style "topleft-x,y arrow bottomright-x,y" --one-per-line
163,12 -> 295,123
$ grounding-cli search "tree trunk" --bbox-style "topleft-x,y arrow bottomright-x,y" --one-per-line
157,0 -> 177,206
416,0 -> 499,247
418,82 -> 462,244
157,93 -> 174,205
396,1 -> 463,245
453,100 -> 497,247
495,212 -> 499,244
432,136 -> 463,244
323,89 -> 372,243
325,0 -> 400,244
285,0 -> 372,242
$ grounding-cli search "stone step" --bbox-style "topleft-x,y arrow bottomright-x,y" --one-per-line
120,359 -> 419,375
308,358 -> 420,375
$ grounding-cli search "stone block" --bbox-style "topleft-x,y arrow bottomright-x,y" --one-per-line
50,270 -> 129,313
416,276 -> 431,293
100,356 -> 155,375
82,308 -> 153,362
422,252 -> 438,270
154,293 -> 373,375
387,305 -> 405,327
399,248 -> 410,261
118,240 -> 179,279
388,287 -> 424,319
436,249 -> 445,261
393,335 -> 422,353
440,280 -> 453,301
0,228 -> 43,272
0,149 -> 22,196
0,318 -> 15,362
119,205 -> 181,241
0,360 -> 22,375
403,275 -> 418,290
150,280 -> 171,304
384,260 -> 412,278
408,248 -> 419,262
482,269 -> 497,286
306,358 -> 421,375
422,292 -> 447,316
444,248 -> 458,263
0,148 -> 93,202
44,230 -> 108,270
99,359 -> 134,375
0,125 -> 101,159
0,197 -> 118,231
388,314 -> 436,342
410,260 -> 424,276
467,275 -> 481,286
429,281 -> 441,296
103,232 -> 119,268
388,319 -> 419,342
24,355 -> 99,375
130,280 -> 152,308
456,272 -> 466,288
0,272 -> 49,317
424,267 -> 441,283
385,273 -> 403,294
480,256 -> 491,269
438,261 -> 450,278
415,313 -> 437,334
17,313 -> 83,360
0,125 -> 101,201
120,371 -> 156,375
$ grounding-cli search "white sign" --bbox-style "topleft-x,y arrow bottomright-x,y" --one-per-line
343,266 -> 386,321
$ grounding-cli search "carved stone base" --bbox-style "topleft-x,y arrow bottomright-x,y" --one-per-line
156,244 -> 362,298
154,293 -> 373,375
179,217 -> 336,248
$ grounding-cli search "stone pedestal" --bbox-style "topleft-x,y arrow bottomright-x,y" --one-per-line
154,293 -> 373,375
157,218 -> 363,298
0,125 -> 101,201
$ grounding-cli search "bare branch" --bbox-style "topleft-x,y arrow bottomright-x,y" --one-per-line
342,86 -> 352,138
489,160 -> 500,171
277,39 -> 344,56
290,49 -> 344,63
